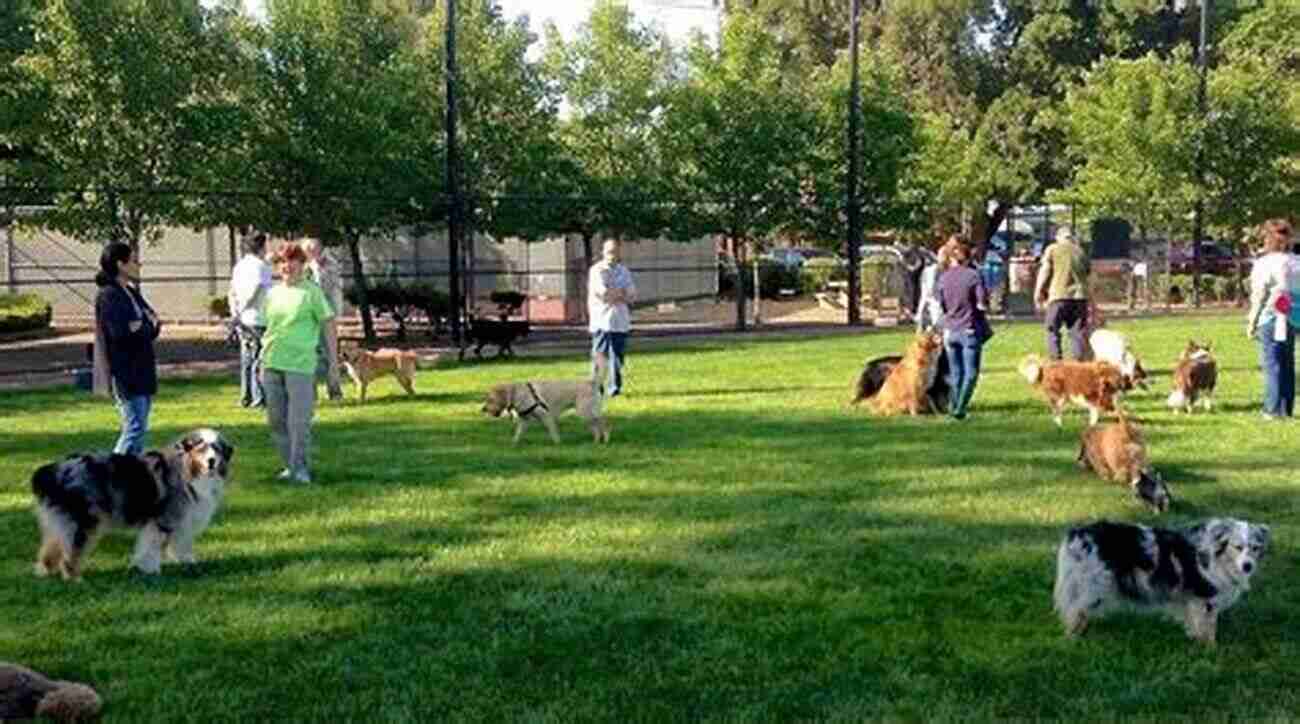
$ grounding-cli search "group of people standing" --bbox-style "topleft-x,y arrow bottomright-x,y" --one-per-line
92,235 -> 639,482
94,236 -> 341,483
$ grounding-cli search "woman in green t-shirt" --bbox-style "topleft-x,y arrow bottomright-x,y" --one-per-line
260,241 -> 337,483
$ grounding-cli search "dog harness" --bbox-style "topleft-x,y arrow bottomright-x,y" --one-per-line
513,383 -> 550,419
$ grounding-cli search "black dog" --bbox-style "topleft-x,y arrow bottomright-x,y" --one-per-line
851,350 -> 951,411
459,317 -> 531,361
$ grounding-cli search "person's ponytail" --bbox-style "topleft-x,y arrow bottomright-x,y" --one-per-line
96,242 -> 132,287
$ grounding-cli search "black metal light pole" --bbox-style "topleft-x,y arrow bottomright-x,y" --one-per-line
845,0 -> 862,326
445,0 -> 463,344
1189,0 -> 1210,308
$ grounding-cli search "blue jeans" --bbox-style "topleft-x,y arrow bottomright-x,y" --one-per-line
238,324 -> 266,407
1256,320 -> 1296,417
591,331 -> 628,396
944,329 -> 983,418
113,393 -> 152,455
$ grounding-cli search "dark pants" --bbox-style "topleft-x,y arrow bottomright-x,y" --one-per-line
1256,320 -> 1296,417
1045,299 -> 1088,360
901,271 -> 921,315
316,330 -> 343,401
238,324 -> 266,407
944,329 -> 983,418
592,330 -> 628,397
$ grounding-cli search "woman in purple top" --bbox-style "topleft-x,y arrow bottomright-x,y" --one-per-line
937,238 -> 992,420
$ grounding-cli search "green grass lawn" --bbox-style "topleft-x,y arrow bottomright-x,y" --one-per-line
1,314 -> 1297,721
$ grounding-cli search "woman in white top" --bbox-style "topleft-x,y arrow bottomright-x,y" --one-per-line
916,242 -> 949,332
1245,219 -> 1297,419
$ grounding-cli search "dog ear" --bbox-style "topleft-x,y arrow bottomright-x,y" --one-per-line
1250,524 -> 1271,551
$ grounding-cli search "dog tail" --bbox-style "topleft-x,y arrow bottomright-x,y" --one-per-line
1017,355 -> 1044,385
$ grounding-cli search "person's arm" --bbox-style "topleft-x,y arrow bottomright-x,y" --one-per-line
589,265 -> 616,303
621,268 -> 637,305
975,272 -> 989,312
317,288 -> 340,378
1246,260 -> 1272,338
1034,249 -> 1053,305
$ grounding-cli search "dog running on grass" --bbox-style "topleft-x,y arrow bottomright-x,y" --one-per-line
1019,355 -> 1126,427
1077,415 -> 1172,513
867,332 -> 944,417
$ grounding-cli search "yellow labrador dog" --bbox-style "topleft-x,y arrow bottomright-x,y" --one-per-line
482,375 -> 611,445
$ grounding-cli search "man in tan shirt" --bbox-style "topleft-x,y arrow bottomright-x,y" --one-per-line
302,238 -> 344,400
1035,226 -> 1091,360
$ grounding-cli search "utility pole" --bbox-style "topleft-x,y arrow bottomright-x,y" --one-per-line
845,0 -> 863,326
445,0 -> 462,344
1190,0 -> 1210,308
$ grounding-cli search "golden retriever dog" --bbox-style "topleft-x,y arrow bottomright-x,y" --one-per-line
1077,416 -> 1172,512
482,378 -> 610,444
1167,340 -> 1217,413
339,346 -> 420,404
868,332 -> 943,416
1019,355 -> 1125,427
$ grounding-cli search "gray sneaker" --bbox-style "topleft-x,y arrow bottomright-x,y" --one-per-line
276,468 -> 293,480
292,470 -> 312,484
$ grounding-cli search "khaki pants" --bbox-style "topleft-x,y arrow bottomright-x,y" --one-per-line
263,369 -> 316,475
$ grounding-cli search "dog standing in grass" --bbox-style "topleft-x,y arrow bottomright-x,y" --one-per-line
1167,340 -> 1217,413
482,358 -> 611,444
339,346 -> 423,404
1019,355 -> 1125,426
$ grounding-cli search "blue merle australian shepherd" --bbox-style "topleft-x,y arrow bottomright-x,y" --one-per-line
31,428 -> 233,581
1053,518 -> 1271,645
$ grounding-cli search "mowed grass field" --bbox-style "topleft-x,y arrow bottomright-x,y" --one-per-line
1,313 -> 1297,721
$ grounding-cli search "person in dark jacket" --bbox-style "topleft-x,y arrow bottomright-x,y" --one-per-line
93,242 -> 161,454
937,237 -> 993,420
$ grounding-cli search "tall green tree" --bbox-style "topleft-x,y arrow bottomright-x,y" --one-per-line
540,0 -> 678,284
253,0 -> 431,342
1052,52 -> 1201,242
14,0 -> 245,247
658,9 -> 816,330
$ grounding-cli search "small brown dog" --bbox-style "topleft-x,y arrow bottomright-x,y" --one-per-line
1019,355 -> 1125,426
1077,416 -> 1173,512
869,332 -> 943,416
339,347 -> 419,404
1167,340 -> 1217,413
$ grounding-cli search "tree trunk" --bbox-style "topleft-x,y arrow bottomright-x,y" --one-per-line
733,235 -> 747,331
581,231 -> 595,325
227,226 -> 238,270
751,239 -> 761,326
345,232 -> 376,345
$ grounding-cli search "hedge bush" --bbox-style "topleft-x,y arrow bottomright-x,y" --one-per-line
345,280 -> 451,340
0,292 -> 53,334
799,257 -> 845,294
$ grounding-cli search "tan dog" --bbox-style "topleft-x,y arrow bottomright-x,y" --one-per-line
1167,340 -> 1216,413
869,332 -> 943,416
1019,355 -> 1125,427
1077,416 -> 1172,512
482,378 -> 610,444
339,347 -> 418,403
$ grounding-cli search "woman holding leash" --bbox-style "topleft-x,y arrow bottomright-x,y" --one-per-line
937,236 -> 993,421
260,241 -> 338,483
93,241 -> 162,454
1246,218 -> 1298,419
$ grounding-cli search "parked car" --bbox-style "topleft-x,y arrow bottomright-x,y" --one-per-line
1168,242 -> 1243,275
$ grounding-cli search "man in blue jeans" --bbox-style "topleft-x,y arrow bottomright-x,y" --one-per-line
588,239 -> 637,396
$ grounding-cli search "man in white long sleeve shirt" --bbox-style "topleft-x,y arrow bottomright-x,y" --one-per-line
588,239 -> 637,397
227,233 -> 272,407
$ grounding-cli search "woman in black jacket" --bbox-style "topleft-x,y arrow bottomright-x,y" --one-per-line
93,242 -> 161,454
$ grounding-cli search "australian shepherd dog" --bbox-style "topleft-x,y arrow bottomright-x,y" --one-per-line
31,428 -> 234,581
1077,416 -> 1172,513
851,348 -> 951,412
1018,355 -> 1126,427
1053,518 -> 1270,645
1167,340 -> 1217,413
867,332 -> 944,416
